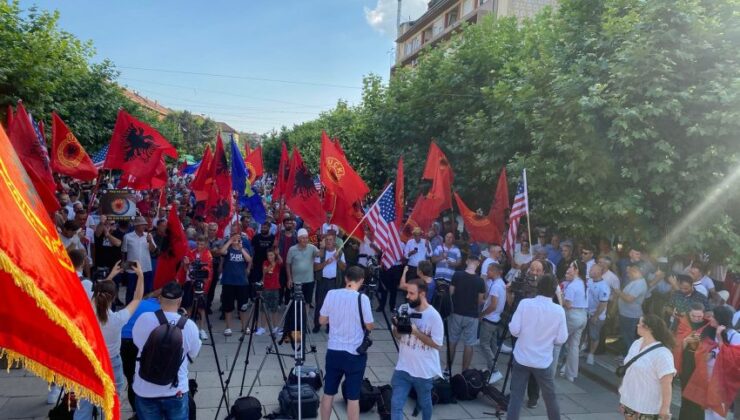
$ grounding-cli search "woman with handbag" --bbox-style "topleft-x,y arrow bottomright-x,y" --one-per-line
618,314 -> 676,420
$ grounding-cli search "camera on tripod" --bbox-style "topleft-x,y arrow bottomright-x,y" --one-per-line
360,255 -> 381,295
93,267 -> 110,282
392,304 -> 422,334
252,281 -> 264,293
509,272 -> 538,300
189,260 -> 209,294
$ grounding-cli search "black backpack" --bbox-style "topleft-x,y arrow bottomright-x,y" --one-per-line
376,384 -> 392,420
341,378 -> 380,412
138,310 -> 189,387
433,377 -> 455,404
228,396 -> 263,420
451,369 -> 485,400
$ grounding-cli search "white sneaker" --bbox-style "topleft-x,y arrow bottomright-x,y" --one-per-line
47,385 -> 61,404
500,343 -> 513,354
255,327 -> 266,336
222,328 -> 232,337
488,370 -> 504,384
200,329 -> 209,340
558,365 -> 565,376
586,354 -> 595,365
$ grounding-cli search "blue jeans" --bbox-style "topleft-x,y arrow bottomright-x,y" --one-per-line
390,370 -> 433,420
619,315 -> 639,355
135,394 -> 189,420
74,354 -> 125,419
125,271 -> 153,304
507,358 -> 561,420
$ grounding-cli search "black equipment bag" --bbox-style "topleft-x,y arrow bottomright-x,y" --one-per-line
48,392 -> 75,420
288,366 -> 323,391
376,384 -> 392,420
229,396 -> 263,420
137,310 -> 188,387
451,369 -> 485,400
278,383 -> 319,419
188,378 -> 198,420
341,378 -> 380,412
433,377 -> 455,404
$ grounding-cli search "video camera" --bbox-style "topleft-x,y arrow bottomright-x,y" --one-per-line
252,281 -> 264,293
392,304 -> 422,334
189,260 -> 209,294
360,255 -> 381,295
502,272 -> 539,324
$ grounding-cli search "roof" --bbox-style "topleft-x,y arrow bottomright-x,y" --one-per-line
396,0 -> 458,43
122,89 -> 171,117
217,121 -> 238,133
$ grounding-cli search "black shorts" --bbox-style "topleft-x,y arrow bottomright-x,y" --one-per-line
222,284 -> 249,313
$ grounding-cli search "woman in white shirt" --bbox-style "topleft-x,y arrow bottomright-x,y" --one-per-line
559,260 -> 589,381
74,261 -> 145,420
619,314 -> 675,420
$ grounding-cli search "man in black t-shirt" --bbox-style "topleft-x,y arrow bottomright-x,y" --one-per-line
93,216 -> 126,271
250,222 -> 276,288
447,254 -> 486,372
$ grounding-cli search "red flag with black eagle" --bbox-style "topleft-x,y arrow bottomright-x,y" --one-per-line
191,144 -> 213,202
103,109 -> 177,179
245,145 -> 264,184
204,135 -> 232,235
51,112 -> 98,181
489,167 -> 509,235
273,142 -> 290,201
153,208 -> 189,290
285,147 -> 324,231
118,152 -> 167,190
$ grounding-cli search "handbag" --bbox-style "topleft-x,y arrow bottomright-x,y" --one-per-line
355,293 -> 373,354
615,343 -> 664,378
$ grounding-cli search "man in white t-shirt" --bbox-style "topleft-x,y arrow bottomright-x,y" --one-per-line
132,282 -> 201,419
318,266 -> 374,420
312,232 -> 346,333
122,216 -> 156,303
320,212 -> 339,239
585,264 -> 610,365
478,263 -> 507,384
431,232 -> 461,282
403,227 -> 431,280
480,244 -> 503,278
390,278 -> 444,420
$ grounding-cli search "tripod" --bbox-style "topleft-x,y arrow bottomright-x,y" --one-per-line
214,289 -> 286,419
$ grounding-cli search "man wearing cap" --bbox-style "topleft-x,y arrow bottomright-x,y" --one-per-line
403,227 -> 431,281
132,282 -> 201,419
123,216 -> 157,303
447,252 -> 486,373
287,228 -> 320,321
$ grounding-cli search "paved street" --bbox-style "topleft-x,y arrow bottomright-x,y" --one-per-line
0,291 -> 626,420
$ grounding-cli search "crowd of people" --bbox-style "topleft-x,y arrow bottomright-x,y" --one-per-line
48,168 -> 739,420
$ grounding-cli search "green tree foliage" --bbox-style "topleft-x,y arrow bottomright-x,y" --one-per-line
264,0 -> 740,266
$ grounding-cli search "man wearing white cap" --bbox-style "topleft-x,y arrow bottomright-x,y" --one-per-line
287,228 -> 320,323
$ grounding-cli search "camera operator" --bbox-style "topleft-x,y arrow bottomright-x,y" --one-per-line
318,266 -> 374,420
506,274 -> 568,420
390,278 -> 444,420
180,235 -> 213,341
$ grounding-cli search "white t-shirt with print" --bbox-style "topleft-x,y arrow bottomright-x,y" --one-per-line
395,304 -> 444,380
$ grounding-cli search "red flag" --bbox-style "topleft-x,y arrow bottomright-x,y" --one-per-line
104,109 -> 177,179
402,194 -> 442,240
118,153 -> 167,190
4,105 -> 13,131
0,124 -> 119,419
683,339 -> 726,416
50,113 -> 98,181
285,147 -> 324,231
489,167 -> 509,234
395,157 -> 404,228
205,135 -> 232,235
191,144 -> 213,202
422,140 -> 454,184
158,186 -> 167,210
245,142 -> 252,157
273,142 -> 290,200
711,343 -> 740,413
153,209 -> 189,290
320,131 -> 369,204
245,145 -> 264,185
8,102 -> 57,205
454,193 -> 501,244
330,195 -> 365,240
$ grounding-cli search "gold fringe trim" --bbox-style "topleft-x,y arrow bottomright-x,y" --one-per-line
0,249 -> 117,420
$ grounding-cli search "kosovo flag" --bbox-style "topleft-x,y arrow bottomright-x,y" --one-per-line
230,138 -> 266,224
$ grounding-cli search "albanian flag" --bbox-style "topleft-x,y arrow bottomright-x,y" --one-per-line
118,152 -> 167,190
8,102 -> 58,212
191,144 -> 213,202
489,167 -> 509,235
422,140 -> 454,184
320,131 -> 369,204
104,109 -> 177,179
205,135 -> 232,236
51,112 -> 98,181
285,147 -> 324,231
153,209 -> 189,290
402,194 -> 441,240
0,125 -> 119,419
245,145 -> 264,185
454,193 -> 501,244
272,142 -> 290,201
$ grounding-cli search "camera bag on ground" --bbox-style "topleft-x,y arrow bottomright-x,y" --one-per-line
451,369 -> 485,400
433,377 -> 455,404
288,366 -> 323,391
227,396 -> 263,420
137,310 -> 188,386
278,383 -> 319,418
375,384 -> 393,420
341,378 -> 380,412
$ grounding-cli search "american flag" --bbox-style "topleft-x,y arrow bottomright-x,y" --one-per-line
312,175 -> 322,192
91,144 -> 109,169
366,183 -> 404,268
503,170 -> 529,259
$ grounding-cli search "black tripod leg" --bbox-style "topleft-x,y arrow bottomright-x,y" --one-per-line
379,307 -> 399,351
444,317 -> 452,376
259,298 -> 287,380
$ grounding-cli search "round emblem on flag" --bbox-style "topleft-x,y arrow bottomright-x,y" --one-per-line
110,198 -> 131,217
57,133 -> 84,168
468,214 -> 491,228
326,157 -> 345,184
245,162 -> 257,183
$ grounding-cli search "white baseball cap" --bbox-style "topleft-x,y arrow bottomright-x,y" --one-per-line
297,228 -> 309,238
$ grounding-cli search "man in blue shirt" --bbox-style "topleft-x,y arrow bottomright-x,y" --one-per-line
121,297 -> 160,415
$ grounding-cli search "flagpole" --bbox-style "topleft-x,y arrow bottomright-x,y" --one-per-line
523,168 -> 532,247
342,183 -> 392,247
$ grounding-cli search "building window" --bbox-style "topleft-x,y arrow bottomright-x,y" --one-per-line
432,17 -> 444,35
462,0 -> 475,15
422,27 -> 433,44
446,7 -> 459,27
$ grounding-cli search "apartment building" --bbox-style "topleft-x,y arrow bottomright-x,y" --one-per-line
394,0 -> 557,70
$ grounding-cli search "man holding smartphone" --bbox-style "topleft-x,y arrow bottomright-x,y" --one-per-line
403,227 -> 431,281
122,216 -> 157,303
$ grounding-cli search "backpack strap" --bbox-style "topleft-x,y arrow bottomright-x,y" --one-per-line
175,314 -> 188,330
155,309 -> 168,325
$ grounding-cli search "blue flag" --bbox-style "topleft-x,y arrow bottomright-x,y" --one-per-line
230,138 -> 266,224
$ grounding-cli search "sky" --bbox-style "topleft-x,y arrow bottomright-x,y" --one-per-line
19,0 -> 429,134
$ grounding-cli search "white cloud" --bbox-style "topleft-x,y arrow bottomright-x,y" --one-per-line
364,0 -> 428,36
